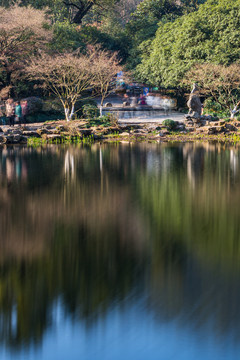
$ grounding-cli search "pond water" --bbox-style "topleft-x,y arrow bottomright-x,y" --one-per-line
0,142 -> 240,360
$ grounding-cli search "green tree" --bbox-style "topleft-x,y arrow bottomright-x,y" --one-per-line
136,0 -> 240,87
125,0 -> 183,68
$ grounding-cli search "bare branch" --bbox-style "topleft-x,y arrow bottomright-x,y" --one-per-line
183,63 -> 240,118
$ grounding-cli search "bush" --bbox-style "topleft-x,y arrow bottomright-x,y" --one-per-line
203,99 -> 229,118
136,0 -> 240,88
82,104 -> 100,119
162,119 -> 177,130
99,113 -> 118,126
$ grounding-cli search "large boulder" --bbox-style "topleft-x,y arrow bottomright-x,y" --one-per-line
79,129 -> 92,136
22,130 -> 41,137
225,123 -> 237,132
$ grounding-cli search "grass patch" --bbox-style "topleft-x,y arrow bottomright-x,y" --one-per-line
27,135 -> 94,147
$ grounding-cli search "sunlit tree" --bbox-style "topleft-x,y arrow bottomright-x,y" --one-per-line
27,51 -> 96,121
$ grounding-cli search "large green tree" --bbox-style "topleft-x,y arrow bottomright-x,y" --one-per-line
125,0 -> 183,68
136,0 -> 240,87
125,0 -> 205,69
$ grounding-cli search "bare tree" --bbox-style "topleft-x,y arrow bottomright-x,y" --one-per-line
184,64 -> 240,119
0,5 -> 51,94
91,46 -> 122,116
27,46 -> 123,121
27,52 -> 96,121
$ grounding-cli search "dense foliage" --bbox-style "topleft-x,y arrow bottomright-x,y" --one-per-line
136,0 -> 240,87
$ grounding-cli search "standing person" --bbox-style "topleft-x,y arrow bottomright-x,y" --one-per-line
0,101 -> 5,125
21,100 -> 28,125
139,94 -> 146,105
15,101 -> 22,125
6,98 -> 15,126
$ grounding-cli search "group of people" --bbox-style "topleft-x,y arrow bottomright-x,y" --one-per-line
0,99 -> 28,126
123,93 -> 147,107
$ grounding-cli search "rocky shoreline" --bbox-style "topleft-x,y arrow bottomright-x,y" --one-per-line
0,117 -> 240,145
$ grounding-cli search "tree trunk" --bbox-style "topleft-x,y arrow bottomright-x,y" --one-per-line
230,102 -> 240,119
72,2 -> 94,24
64,106 -> 70,121
64,103 -> 75,121
99,97 -> 105,116
69,104 -> 75,121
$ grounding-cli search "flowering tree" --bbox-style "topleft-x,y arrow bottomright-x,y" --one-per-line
184,64 -> 240,119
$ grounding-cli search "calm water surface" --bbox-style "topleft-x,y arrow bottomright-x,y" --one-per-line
0,142 -> 240,360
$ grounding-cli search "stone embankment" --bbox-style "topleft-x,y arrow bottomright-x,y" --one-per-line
0,122 -> 126,144
184,115 -> 239,135
0,116 -> 239,145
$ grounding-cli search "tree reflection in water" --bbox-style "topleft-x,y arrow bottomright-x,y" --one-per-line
0,142 -> 240,349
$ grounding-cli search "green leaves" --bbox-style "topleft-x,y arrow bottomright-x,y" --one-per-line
136,0 -> 240,87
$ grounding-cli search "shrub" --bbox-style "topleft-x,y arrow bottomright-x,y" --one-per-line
162,119 -> 177,130
203,99 -> 230,118
99,113 -> 118,126
82,104 -> 100,119
98,115 -> 110,123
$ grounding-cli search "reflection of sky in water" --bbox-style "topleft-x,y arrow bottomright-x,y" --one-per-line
1,299 -> 239,360
146,150 -> 174,173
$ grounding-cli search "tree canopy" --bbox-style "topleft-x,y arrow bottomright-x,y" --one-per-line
136,0 -> 240,87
